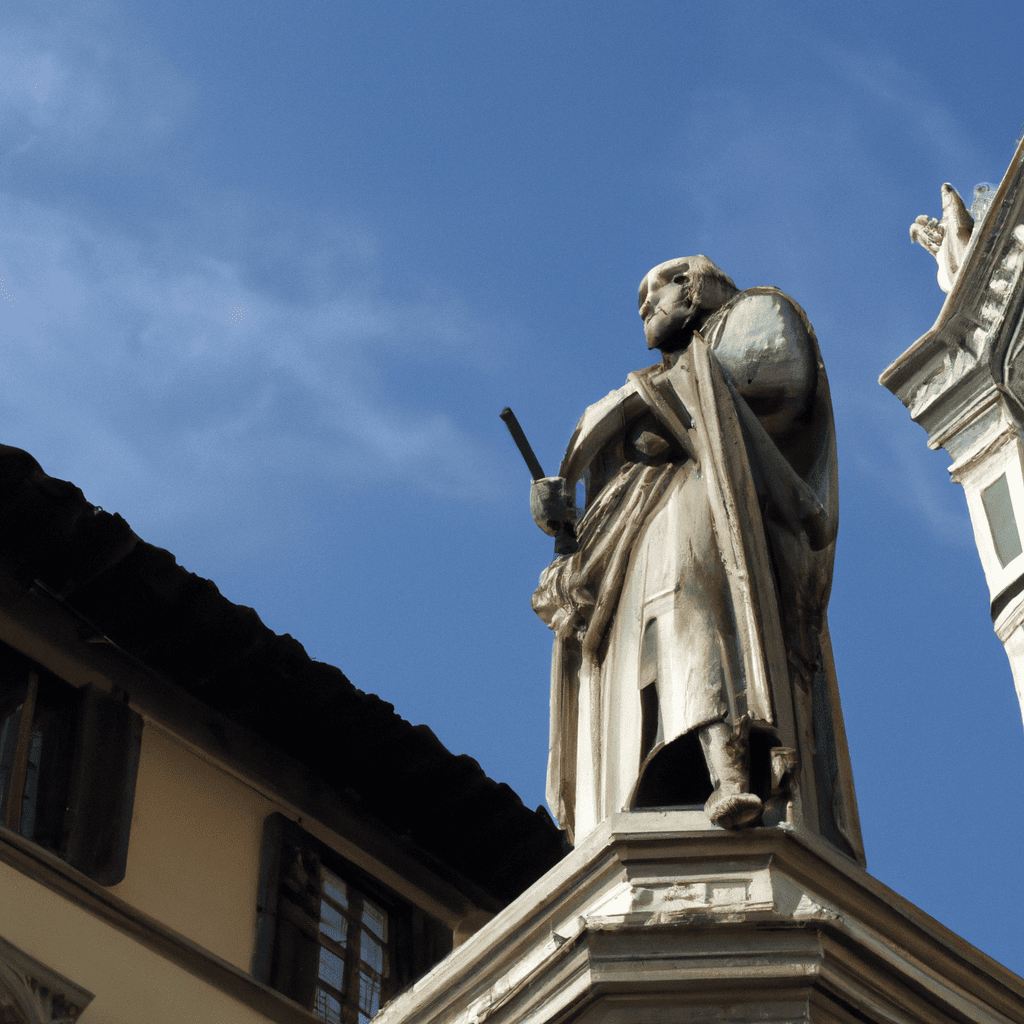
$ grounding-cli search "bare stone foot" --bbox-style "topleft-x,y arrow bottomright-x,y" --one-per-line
705,790 -> 762,829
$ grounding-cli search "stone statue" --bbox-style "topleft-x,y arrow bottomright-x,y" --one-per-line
531,256 -> 863,857
910,183 -> 976,293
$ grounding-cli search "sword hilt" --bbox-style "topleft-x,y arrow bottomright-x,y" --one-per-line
500,407 -> 578,555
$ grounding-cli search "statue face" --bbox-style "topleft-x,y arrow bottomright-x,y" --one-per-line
638,258 -> 701,352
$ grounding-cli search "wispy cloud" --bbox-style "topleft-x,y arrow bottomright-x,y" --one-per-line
842,393 -> 974,549
0,4 -> 514,544
669,36 -> 976,265
660,37 -> 981,548
0,190 -> 505,526
818,42 -> 976,171
0,17 -> 192,166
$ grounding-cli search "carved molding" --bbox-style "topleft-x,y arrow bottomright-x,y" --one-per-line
378,820 -> 1024,1024
907,342 -> 979,420
947,405 -> 1021,484
883,137 -> 1024,443
999,225 -> 1024,377
905,224 -> 1024,423
0,937 -> 93,1024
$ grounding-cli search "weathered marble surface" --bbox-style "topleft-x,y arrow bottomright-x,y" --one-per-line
375,815 -> 1022,1024
530,256 -> 861,860
910,183 -> 976,293
884,137 -> 1024,728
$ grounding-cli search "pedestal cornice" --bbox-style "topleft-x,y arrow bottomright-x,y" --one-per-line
376,812 -> 1024,1024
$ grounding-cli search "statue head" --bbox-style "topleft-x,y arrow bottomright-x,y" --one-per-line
638,255 -> 739,351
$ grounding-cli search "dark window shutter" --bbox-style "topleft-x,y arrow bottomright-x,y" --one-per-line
253,813 -> 455,1016
252,812 -> 286,985
62,684 -> 143,886
254,813 -> 321,1008
29,673 -> 80,853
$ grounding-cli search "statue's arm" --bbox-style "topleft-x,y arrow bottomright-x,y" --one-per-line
558,385 -> 647,486
910,183 -> 975,294
530,384 -> 646,539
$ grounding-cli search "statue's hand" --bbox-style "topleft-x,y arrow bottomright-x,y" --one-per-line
910,214 -> 944,255
530,477 -> 576,537
910,183 -> 975,293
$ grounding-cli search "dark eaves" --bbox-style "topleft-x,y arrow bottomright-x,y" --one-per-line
0,445 -> 565,905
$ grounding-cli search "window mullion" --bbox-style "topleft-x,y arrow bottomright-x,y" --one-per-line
345,892 -> 364,1011
3,670 -> 38,833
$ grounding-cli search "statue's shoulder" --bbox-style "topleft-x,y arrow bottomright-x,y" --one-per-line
705,286 -> 807,334
704,287 -> 817,356
703,287 -> 819,433
574,374 -> 651,426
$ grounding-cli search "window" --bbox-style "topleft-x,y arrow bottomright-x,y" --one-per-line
254,814 -> 452,1023
0,642 -> 142,885
981,473 -> 1023,568
314,867 -> 389,1024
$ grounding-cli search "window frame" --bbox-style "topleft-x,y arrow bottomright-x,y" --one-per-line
254,813 -> 452,1024
313,865 -> 390,1024
0,641 -> 142,886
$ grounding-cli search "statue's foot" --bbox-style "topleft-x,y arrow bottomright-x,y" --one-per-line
705,790 -> 762,829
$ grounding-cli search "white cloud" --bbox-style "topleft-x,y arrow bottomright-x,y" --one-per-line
0,3 -> 519,545
0,13 -> 194,167
659,38 -> 981,551
0,188 -> 508,545
841,393 -> 973,549
818,42 -> 976,170
667,37 -> 977,268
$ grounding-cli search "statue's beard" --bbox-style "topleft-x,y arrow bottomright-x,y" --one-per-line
644,303 -> 700,352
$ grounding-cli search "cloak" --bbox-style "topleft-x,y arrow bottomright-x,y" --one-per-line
533,288 -> 862,859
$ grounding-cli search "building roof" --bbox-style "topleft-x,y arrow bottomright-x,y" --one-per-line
0,444 -> 564,906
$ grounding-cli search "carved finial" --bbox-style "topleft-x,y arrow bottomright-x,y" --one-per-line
910,184 -> 975,294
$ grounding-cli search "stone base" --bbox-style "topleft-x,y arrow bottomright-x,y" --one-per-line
378,811 -> 1023,1024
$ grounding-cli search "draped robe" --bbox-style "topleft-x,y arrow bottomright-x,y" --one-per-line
533,288 -> 859,850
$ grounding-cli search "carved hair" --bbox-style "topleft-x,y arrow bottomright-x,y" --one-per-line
689,255 -> 740,310
638,255 -> 740,316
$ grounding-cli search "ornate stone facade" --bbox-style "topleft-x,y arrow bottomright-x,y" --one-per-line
375,813 -> 1024,1024
0,936 -> 93,1024
882,137 -> 1024,726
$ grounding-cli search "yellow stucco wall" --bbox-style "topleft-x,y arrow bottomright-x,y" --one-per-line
0,680 -> 474,1023
109,722 -> 274,973
0,618 -> 480,1023
0,859 -> 275,1024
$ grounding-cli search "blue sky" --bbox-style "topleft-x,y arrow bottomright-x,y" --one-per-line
2,0 -> 1023,973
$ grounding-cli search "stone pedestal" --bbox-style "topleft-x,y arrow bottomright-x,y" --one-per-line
378,812 -> 1023,1024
